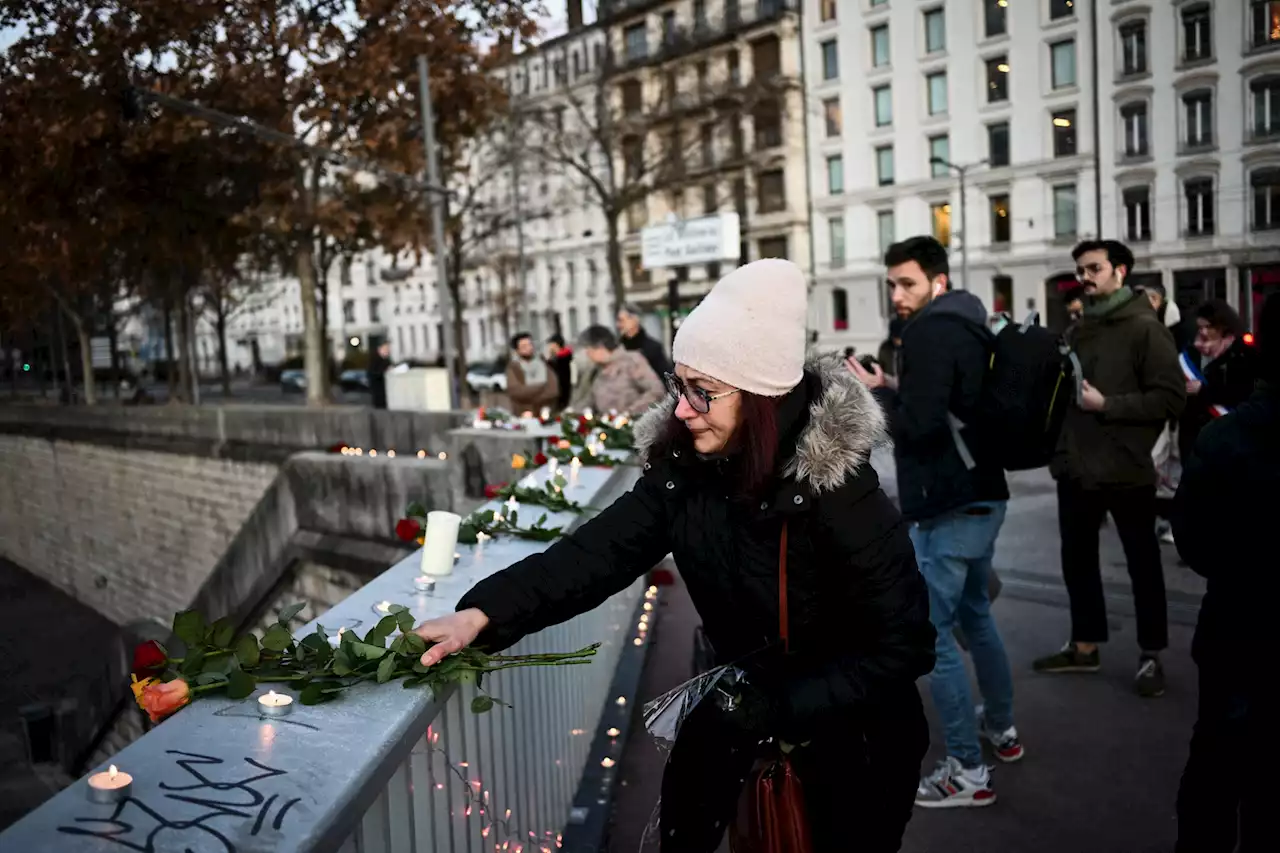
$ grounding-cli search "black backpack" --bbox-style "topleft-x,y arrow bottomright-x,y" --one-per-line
952,314 -> 1081,472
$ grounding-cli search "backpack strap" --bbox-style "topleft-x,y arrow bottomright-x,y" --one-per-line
779,521 -> 790,653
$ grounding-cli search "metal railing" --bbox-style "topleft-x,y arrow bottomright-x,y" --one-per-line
0,459 -> 647,853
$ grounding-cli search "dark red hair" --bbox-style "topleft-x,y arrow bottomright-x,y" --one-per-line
650,392 -> 782,499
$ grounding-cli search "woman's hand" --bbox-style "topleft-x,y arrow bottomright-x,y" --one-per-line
411,608 -> 490,667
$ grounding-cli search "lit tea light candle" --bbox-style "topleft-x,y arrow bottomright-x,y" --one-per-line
328,626 -> 348,647
540,406 -> 551,420
87,764 -> 132,804
373,600 -> 393,616
505,495 -> 519,515
583,408 -> 594,420
414,576 -> 436,594
601,757 -> 616,768
548,458 -> 559,477
420,511 -> 462,577
607,727 -> 621,737
257,690 -> 294,717
475,530 -> 491,557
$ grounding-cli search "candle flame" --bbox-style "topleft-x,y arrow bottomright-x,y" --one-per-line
109,765 -> 117,780
268,690 -> 276,699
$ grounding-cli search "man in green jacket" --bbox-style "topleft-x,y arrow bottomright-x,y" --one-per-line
1034,240 -> 1185,698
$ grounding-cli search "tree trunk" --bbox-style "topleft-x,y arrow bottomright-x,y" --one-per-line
55,306 -> 71,404
215,296 -> 231,397
66,310 -> 97,406
295,243 -> 328,406
163,296 -> 176,399
174,292 -> 191,403
605,212 -> 626,313
107,303 -> 121,400
186,291 -> 202,406
447,248 -> 468,394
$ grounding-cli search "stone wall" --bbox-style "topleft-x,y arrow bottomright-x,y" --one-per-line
0,434 -> 278,626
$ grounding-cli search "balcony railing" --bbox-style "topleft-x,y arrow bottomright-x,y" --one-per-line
606,0 -> 799,76
0,453 -> 650,853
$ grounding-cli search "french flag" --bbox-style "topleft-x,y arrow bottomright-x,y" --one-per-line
1179,351 -> 1230,418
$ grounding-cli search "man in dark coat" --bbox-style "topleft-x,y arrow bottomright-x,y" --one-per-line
1171,292 -> 1279,853
617,302 -> 672,380
850,235 -> 1018,809
545,333 -> 574,411
367,341 -> 391,410
1036,240 -> 1185,696
1177,298 -> 1259,464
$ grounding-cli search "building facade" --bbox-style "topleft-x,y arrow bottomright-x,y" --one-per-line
601,0 -> 812,340
804,0 -> 1280,354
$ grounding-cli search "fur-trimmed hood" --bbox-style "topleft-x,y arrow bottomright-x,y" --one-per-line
633,353 -> 885,493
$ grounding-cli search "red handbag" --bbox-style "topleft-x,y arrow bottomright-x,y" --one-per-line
728,522 -> 815,853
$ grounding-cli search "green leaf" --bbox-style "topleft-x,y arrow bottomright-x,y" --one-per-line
395,609 -> 416,634
278,602 -> 306,625
299,633 -> 328,653
412,658 -> 432,674
173,610 -> 206,648
456,669 -> 478,688
299,683 -> 329,706
387,604 -> 409,615
333,655 -> 354,677
202,653 -> 235,676
457,523 -> 479,544
402,674 -> 429,688
376,655 -> 397,684
210,617 -> 236,650
470,695 -> 495,714
180,649 -> 206,678
405,501 -> 428,517
402,633 -> 428,657
234,634 -> 260,669
195,672 -> 229,686
348,641 -> 388,662
226,668 -> 255,700
262,623 -> 293,652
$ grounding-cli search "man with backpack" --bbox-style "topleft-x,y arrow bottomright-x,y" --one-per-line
850,236 -> 1021,809
1033,240 -> 1185,697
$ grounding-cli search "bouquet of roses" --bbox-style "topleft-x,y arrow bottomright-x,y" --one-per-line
130,603 -> 598,723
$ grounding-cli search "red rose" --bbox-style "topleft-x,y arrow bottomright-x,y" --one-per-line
577,423 -> 589,435
483,482 -> 509,499
328,443 -> 347,453
395,518 -> 423,542
132,640 -> 167,676
533,452 -> 548,466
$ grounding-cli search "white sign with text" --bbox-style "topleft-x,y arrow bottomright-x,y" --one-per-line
641,212 -> 742,270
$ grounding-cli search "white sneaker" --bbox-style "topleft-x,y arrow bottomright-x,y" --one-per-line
914,757 -> 997,809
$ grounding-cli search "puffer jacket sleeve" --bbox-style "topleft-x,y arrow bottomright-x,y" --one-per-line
456,470 -> 672,652
777,485 -> 936,732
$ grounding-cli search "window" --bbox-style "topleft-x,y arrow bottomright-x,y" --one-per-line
752,35 -> 781,79
729,50 -> 741,86
827,155 -> 844,194
988,122 -> 1010,166
1050,0 -> 1074,21
876,145 -> 895,186
694,0 -> 708,30
622,80 -> 643,115
1251,1 -> 1280,48
931,202 -> 952,247
628,254 -> 648,287
872,25 -> 890,67
1185,177 -> 1215,236
871,0 -> 887,5
696,60 -> 709,93
342,299 -> 355,324
927,71 -> 948,115
369,298 -> 382,323
986,56 -> 1009,102
754,101 -> 782,148
821,0 -> 838,22
758,236 -> 789,259
1051,39 -> 1076,89
1251,77 -> 1280,138
832,288 -> 849,331
1124,186 -> 1151,241
734,177 -> 747,215
623,135 -> 643,180
1120,21 -> 1147,76
627,201 -> 646,232
990,194 -> 1011,243
624,23 -> 647,62
985,0 -> 1007,38
877,210 -> 896,255
992,275 -> 1013,314
701,123 -> 715,166
758,170 -> 786,213
661,11 -> 676,46
824,98 -> 843,136
821,39 -> 839,79
1183,90 -> 1213,148
586,259 -> 597,292
924,8 -> 946,53
1253,168 -> 1280,230
567,307 -> 579,338
929,135 -> 950,177
874,85 -> 893,126
702,183 -> 717,213
1121,102 -> 1149,157
1182,4 -> 1212,62
1053,109 -> 1077,157
1053,185 -> 1078,239
829,217 -> 846,266
588,305 -> 599,326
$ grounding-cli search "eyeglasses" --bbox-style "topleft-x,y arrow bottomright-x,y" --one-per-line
663,372 -> 740,414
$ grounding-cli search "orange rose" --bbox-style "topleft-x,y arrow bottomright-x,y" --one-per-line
137,678 -> 191,723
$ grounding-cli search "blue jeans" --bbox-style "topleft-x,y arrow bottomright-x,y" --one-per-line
910,501 -> 1014,769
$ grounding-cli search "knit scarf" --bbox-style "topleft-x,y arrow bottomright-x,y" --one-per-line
1084,285 -> 1135,318
514,354 -> 547,385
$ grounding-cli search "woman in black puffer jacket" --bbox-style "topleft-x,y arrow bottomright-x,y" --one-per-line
412,260 -> 935,853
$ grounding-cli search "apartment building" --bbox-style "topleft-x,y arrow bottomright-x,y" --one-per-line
805,0 -> 1280,353
601,0 -> 811,331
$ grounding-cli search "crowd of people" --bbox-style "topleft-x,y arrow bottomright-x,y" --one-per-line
404,241 -> 1273,852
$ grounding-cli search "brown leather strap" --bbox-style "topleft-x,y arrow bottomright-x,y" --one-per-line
779,521 -> 790,652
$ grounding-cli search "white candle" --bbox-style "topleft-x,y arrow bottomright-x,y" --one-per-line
87,765 -> 132,804
414,575 -> 436,594
373,600 -> 393,616
420,510 -> 462,576
569,457 -> 581,487
475,531 -> 491,557
257,690 -> 294,718
505,496 -> 519,515
548,458 -> 559,477
540,406 -> 551,420
583,408 -> 594,420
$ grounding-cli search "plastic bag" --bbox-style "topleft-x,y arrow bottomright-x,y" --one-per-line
642,663 -> 745,751
729,746 -> 814,853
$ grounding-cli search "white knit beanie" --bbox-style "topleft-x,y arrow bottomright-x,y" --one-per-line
672,258 -> 807,397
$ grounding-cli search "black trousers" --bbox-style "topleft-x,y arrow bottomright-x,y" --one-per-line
1056,480 -> 1168,651
1176,658 -> 1263,852
659,694 -> 925,853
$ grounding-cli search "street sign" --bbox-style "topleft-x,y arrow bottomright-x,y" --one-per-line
641,213 -> 741,270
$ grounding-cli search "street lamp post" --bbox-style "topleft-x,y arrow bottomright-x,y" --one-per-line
930,156 -> 986,291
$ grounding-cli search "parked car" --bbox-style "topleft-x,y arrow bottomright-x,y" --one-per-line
280,369 -> 307,393
339,369 -> 369,392
465,362 -> 507,393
